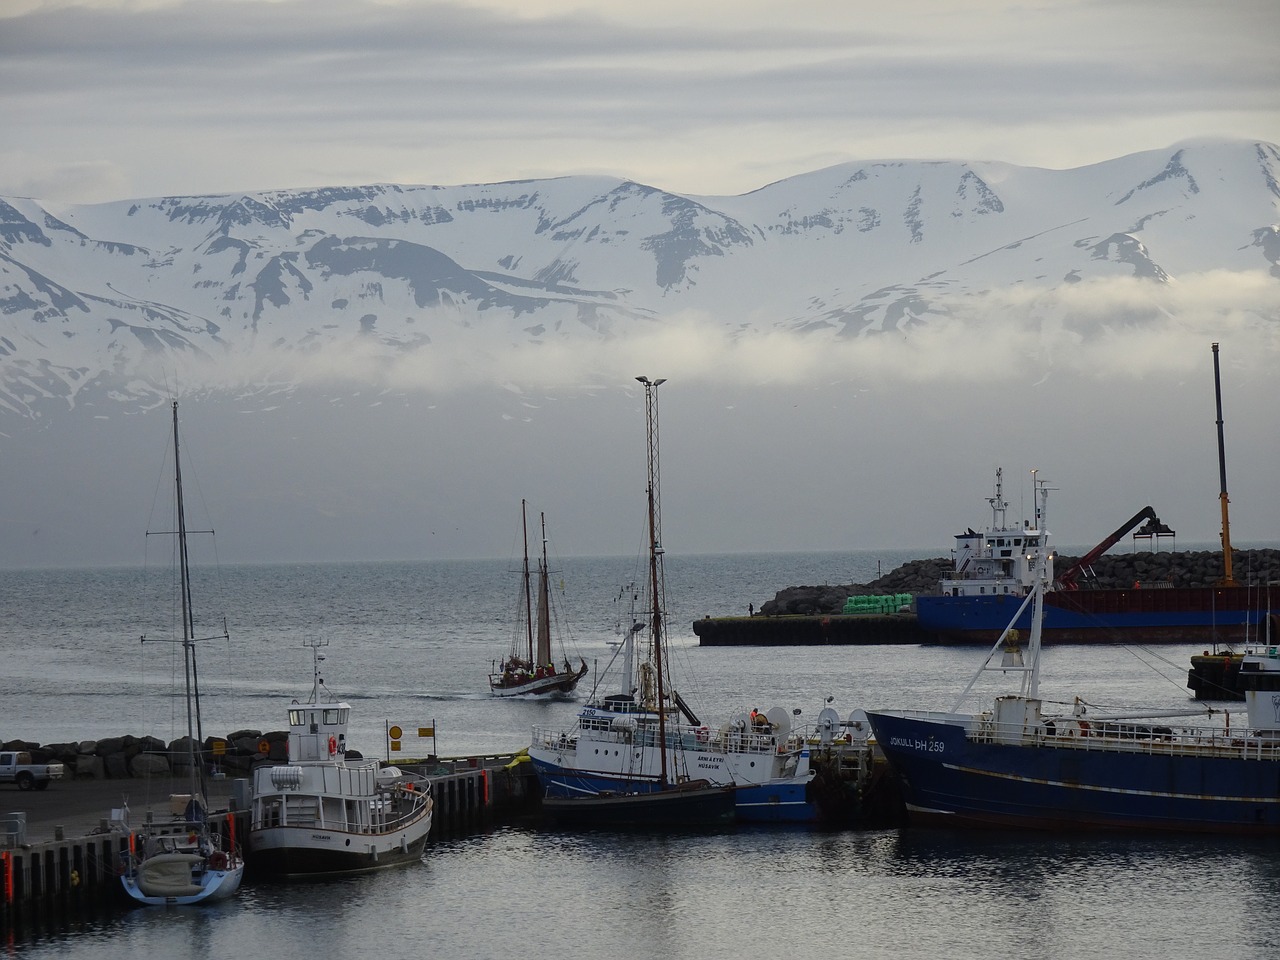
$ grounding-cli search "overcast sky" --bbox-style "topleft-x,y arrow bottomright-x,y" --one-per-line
1,0 -> 1278,570
2,0 -> 1278,204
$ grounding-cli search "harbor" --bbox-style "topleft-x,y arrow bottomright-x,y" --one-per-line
0,555 -> 1270,958
0,755 -> 531,914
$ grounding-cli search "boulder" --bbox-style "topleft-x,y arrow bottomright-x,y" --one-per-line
129,753 -> 171,779
75,755 -> 105,779
94,736 -> 126,757
104,753 -> 130,779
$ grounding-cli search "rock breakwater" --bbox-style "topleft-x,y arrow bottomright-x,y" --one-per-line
0,730 -> 314,780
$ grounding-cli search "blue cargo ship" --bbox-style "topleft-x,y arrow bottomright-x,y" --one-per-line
870,475 -> 1280,834
913,468 -> 1269,644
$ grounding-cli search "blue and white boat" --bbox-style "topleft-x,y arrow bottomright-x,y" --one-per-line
870,474 -> 1280,833
527,377 -> 823,823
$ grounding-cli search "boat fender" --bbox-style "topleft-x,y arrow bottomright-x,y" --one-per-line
328,735 -> 338,756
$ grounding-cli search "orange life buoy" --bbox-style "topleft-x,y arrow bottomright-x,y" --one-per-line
328,735 -> 338,756
1078,720 -> 1090,737
209,851 -> 228,871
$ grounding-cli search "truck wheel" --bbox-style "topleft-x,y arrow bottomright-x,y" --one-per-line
15,771 -> 34,791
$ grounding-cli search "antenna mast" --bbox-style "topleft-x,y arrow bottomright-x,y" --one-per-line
1212,343 -> 1237,586
636,375 -> 669,786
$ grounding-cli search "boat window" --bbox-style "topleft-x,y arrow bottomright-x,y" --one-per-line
289,709 -> 303,726
324,708 -> 341,725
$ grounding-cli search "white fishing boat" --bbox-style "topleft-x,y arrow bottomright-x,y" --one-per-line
489,501 -> 589,697
527,377 -> 820,822
248,640 -> 434,876
119,401 -> 245,906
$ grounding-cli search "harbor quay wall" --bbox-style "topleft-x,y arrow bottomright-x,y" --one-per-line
0,749 -> 539,924
694,613 -> 927,646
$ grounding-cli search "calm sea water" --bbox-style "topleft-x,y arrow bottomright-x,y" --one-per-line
2,552 -> 1273,958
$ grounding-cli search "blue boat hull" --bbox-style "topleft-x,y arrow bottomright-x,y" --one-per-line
731,780 -> 814,823
530,758 -> 817,823
542,785 -> 736,827
915,588 -> 1267,644
867,710 -> 1280,833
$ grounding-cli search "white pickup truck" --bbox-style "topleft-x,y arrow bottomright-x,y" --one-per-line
0,751 -> 66,790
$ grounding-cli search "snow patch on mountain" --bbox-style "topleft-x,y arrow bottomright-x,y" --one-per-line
1,140 -> 1278,419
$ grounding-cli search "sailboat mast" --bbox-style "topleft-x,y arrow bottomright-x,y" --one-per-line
637,375 -> 669,786
1212,343 -> 1237,586
519,499 -> 535,663
536,512 -> 552,667
171,401 -> 203,747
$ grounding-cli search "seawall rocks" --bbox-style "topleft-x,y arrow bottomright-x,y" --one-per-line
1,730 -> 290,780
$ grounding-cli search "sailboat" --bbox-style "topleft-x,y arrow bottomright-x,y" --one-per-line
119,401 -> 245,906
489,501 -> 589,697
868,470 -> 1280,832
528,377 -> 811,825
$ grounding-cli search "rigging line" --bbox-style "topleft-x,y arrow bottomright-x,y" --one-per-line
1118,642 -> 1202,696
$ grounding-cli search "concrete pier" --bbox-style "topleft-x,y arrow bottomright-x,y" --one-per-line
1,753 -> 539,919
693,613 -> 928,645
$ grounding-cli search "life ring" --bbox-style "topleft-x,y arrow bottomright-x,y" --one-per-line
328,735 -> 338,756
1078,720 -> 1090,737
257,739 -> 270,755
696,725 -> 710,744
209,851 -> 228,871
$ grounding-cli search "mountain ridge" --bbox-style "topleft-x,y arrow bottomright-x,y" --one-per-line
1,139 -> 1278,419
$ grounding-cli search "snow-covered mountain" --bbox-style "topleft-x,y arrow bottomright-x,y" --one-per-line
1,138 -> 1278,419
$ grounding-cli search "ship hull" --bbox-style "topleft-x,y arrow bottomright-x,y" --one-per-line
916,585 -> 1270,644
867,710 -> 1280,833
528,733 -> 819,822
248,813 -> 432,878
542,784 -> 736,827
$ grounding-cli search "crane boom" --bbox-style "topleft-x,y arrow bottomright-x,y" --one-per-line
1057,506 -> 1174,590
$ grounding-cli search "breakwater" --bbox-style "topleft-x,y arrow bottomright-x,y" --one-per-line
2,729 -> 294,783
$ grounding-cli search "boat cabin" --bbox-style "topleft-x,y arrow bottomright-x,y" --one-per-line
287,699 -> 351,762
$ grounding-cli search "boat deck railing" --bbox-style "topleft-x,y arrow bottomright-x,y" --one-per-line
530,724 -> 790,756
254,780 -> 432,835
968,715 -> 1280,759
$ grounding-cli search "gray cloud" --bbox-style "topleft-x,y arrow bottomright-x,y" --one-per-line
2,1 -> 1277,202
